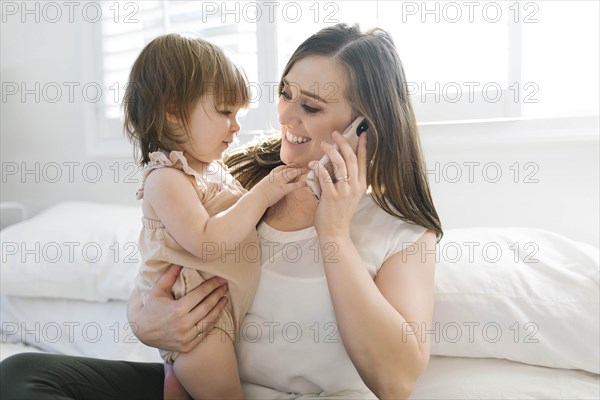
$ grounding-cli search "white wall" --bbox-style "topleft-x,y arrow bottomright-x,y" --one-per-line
421,119 -> 599,246
1,15 -> 139,215
1,13 -> 599,246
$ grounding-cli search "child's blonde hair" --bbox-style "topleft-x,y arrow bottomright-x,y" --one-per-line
123,34 -> 250,165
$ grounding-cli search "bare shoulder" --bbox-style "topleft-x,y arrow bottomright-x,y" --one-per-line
142,168 -> 196,217
144,167 -> 191,195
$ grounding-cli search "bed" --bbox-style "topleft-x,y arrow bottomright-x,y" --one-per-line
1,201 -> 598,399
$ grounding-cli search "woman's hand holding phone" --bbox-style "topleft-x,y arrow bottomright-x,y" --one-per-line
310,125 -> 368,239
306,116 -> 369,202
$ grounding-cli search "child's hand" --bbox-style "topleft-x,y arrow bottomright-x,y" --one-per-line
251,165 -> 308,207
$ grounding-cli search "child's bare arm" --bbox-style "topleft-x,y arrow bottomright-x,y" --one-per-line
143,166 -> 305,263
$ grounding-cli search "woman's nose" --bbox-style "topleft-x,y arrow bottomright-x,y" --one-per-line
278,100 -> 301,127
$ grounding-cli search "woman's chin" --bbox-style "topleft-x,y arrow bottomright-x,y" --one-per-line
281,144 -> 321,169
280,153 -> 310,169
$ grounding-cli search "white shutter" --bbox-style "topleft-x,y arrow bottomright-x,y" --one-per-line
98,1 -> 259,136
92,1 -> 598,156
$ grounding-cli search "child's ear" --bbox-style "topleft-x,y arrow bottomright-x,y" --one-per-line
165,103 -> 179,124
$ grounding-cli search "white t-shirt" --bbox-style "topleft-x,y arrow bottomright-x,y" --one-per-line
235,193 -> 427,399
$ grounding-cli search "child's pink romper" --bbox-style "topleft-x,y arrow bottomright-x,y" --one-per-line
134,150 -> 261,363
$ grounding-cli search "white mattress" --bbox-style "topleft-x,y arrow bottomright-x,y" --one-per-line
0,295 -> 161,362
2,341 -> 597,400
1,296 -> 599,399
411,356 -> 599,399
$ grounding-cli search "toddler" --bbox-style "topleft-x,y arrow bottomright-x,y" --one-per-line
123,34 -> 305,399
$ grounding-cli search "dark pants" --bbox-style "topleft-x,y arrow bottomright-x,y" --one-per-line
0,353 -> 164,400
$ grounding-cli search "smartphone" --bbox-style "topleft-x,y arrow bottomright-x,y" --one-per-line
306,116 -> 369,202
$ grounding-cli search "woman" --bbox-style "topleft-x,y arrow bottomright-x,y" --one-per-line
0,23 -> 441,399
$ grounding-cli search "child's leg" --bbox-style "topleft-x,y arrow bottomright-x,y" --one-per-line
173,328 -> 243,400
164,362 -> 191,400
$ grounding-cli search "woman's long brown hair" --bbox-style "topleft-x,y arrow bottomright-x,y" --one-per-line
225,24 -> 442,241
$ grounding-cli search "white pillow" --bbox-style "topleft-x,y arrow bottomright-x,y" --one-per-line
430,227 -> 599,374
1,202 -> 142,302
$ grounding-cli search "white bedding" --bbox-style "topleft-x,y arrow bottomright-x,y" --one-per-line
0,295 -> 160,363
410,356 -> 600,399
2,202 -> 599,372
1,296 -> 599,399
1,340 -> 597,399
1,202 -> 599,398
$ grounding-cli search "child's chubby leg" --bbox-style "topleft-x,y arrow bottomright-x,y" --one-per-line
173,327 -> 243,400
164,362 -> 191,400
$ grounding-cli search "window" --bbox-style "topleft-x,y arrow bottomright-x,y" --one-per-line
94,1 -> 262,155
91,1 -> 599,156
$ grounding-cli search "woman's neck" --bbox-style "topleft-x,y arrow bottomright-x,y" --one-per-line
263,187 -> 318,231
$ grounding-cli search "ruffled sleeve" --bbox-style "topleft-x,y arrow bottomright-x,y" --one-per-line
135,150 -> 211,200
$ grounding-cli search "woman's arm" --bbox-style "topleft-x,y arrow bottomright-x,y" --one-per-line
143,166 -> 304,264
310,132 -> 436,399
320,231 -> 436,399
127,265 -> 229,353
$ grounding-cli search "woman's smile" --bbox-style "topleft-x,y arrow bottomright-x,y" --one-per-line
284,130 -> 312,144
